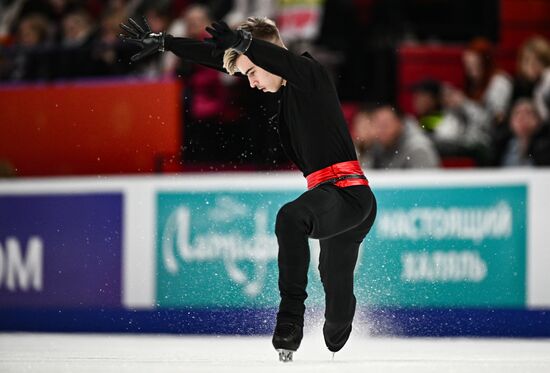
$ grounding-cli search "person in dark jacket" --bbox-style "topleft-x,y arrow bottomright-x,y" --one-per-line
502,98 -> 550,167
353,103 -> 440,169
119,16 -> 377,361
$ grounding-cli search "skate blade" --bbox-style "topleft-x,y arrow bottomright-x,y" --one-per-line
277,349 -> 294,362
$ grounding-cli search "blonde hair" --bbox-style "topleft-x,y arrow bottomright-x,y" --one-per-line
518,36 -> 550,69
222,17 -> 284,75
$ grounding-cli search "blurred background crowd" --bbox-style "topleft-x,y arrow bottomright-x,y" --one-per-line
0,0 -> 549,175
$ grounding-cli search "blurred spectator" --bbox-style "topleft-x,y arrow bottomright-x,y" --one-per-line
0,13 -> 53,81
0,0 -> 26,46
277,0 -> 324,51
439,83 -> 492,164
502,99 -> 550,167
411,78 -> 492,165
352,104 -> 440,169
91,7 -> 135,76
512,36 -> 550,121
49,0 -> 78,19
143,4 -> 171,33
54,9 -> 98,78
411,78 -> 444,132
61,9 -> 94,46
18,0 -> 82,41
164,4 -> 233,165
16,13 -> 52,47
224,0 -> 277,28
493,36 -> 550,165
175,4 -> 226,119
162,3 -> 212,75
351,105 -> 377,166
463,37 -> 512,124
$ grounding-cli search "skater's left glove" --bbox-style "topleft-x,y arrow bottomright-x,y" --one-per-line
119,16 -> 166,62
205,21 -> 252,56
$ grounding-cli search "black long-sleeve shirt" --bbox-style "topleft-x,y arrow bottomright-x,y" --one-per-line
165,36 -> 358,177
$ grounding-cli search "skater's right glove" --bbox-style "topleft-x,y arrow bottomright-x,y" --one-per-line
204,21 -> 252,56
119,16 -> 166,62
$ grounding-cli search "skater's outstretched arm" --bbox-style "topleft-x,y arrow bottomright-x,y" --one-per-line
119,17 -> 323,84
244,39 -> 322,90
205,21 -> 323,90
119,17 -> 230,74
163,36 -> 226,73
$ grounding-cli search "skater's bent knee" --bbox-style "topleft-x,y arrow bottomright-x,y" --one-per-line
275,203 -> 310,236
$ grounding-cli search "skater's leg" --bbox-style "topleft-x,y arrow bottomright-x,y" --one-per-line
274,184 -> 374,326
274,200 -> 311,326
275,185 -> 373,324
273,184 -> 375,355
318,232 -> 360,325
318,192 -> 377,351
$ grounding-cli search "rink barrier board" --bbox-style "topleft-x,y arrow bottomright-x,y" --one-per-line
0,193 -> 123,307
0,79 -> 182,176
0,307 -> 549,337
1,170 -> 550,336
155,186 -> 526,308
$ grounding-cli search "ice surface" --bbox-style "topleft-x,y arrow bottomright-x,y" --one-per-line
1,331 -> 550,373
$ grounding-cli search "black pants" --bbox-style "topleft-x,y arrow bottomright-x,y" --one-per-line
274,184 -> 377,327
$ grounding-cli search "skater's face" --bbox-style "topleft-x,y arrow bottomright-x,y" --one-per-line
236,54 -> 285,93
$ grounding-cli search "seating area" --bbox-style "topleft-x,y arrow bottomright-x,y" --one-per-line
1,0 -> 550,175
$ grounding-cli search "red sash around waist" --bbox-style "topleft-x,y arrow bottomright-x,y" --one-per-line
306,160 -> 369,190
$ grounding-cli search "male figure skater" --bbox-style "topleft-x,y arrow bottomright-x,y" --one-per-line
120,16 -> 377,362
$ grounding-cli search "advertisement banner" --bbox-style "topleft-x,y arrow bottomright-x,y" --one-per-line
0,193 -> 123,307
156,191 -> 326,308
156,185 -> 527,309
358,185 -> 527,308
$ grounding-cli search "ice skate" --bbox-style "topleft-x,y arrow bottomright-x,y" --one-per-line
323,321 -> 352,353
277,349 -> 294,362
272,322 -> 303,362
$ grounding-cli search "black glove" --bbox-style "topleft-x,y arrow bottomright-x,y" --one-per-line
205,21 -> 252,56
119,17 -> 165,62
